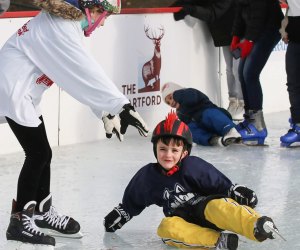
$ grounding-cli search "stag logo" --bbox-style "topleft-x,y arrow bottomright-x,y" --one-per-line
138,26 -> 165,93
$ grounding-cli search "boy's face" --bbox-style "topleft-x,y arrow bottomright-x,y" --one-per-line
156,139 -> 188,171
165,93 -> 180,109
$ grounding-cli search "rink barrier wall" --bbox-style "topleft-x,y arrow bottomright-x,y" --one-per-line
0,8 -> 288,154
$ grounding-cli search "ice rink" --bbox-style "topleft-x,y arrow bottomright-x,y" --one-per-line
0,110 -> 299,250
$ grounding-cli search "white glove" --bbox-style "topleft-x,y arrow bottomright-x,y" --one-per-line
102,113 -> 123,142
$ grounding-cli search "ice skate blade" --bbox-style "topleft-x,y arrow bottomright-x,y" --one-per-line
39,228 -> 83,239
242,140 -> 268,147
5,241 -> 54,250
265,225 -> 287,241
280,141 -> 300,148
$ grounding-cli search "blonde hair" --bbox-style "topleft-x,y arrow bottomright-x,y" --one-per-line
33,0 -> 84,20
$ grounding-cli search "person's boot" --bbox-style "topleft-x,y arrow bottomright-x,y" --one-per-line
237,110 -> 267,145
280,119 -> 300,147
216,233 -> 239,250
221,127 -> 242,146
234,99 -> 245,121
6,200 -> 55,249
227,98 -> 238,118
33,194 -> 83,238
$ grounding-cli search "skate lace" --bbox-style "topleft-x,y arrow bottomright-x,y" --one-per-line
216,234 -> 227,249
23,214 -> 43,236
44,206 -> 70,230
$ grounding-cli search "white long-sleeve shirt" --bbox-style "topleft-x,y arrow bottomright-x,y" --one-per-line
0,11 -> 128,127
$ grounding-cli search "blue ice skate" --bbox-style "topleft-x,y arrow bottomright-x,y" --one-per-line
280,122 -> 300,147
237,110 -> 267,145
238,123 -> 268,145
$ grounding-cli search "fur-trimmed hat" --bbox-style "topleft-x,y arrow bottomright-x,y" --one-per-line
161,82 -> 183,103
33,0 -> 84,20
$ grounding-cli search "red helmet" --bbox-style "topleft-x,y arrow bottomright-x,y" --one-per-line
151,111 -> 193,155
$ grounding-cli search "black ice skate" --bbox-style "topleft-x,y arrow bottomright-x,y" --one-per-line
254,216 -> 286,242
216,233 -> 239,250
6,200 -> 55,250
34,194 -> 83,239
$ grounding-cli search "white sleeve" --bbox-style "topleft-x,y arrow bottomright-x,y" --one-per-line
19,12 -> 129,117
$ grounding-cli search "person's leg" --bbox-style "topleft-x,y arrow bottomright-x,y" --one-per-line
204,198 -> 279,242
188,121 -> 213,146
157,216 -> 238,249
202,108 -> 235,136
223,46 -> 244,121
241,29 -> 281,110
5,117 -> 55,247
280,42 -> 300,146
201,109 -> 241,146
223,46 -> 237,99
6,116 -> 51,212
286,42 -> 300,124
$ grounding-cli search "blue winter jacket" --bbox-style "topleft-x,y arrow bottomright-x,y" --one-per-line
173,88 -> 230,126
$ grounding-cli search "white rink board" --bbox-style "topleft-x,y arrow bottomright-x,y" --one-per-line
0,13 -> 288,154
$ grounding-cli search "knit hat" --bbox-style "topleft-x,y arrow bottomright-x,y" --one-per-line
161,82 -> 183,103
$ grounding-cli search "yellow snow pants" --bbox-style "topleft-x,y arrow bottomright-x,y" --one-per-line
157,198 -> 261,248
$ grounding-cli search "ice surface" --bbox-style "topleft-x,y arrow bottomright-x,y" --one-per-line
0,111 -> 299,250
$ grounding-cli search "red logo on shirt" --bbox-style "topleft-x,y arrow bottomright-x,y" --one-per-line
36,74 -> 54,87
17,22 -> 29,36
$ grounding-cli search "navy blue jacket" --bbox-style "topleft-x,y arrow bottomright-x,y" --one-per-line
121,156 -> 233,218
172,88 -> 230,126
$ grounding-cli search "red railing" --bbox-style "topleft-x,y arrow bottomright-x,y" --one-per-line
0,4 -> 287,19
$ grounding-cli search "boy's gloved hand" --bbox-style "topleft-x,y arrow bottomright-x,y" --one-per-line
174,5 -> 192,21
104,204 -> 131,232
119,104 -> 149,137
238,39 -> 254,59
229,184 -> 258,208
102,113 -> 123,142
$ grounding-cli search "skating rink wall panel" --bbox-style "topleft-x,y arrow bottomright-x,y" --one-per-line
0,12 -> 287,154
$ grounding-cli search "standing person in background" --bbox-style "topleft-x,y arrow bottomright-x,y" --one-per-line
0,0 -> 9,15
172,0 -> 244,121
0,0 -> 148,249
231,0 -> 284,145
279,0 -> 300,147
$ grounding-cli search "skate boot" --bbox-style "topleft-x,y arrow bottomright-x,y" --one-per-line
34,194 -> 83,238
254,216 -> 282,242
216,233 -> 238,250
221,127 -> 242,146
119,103 -> 149,136
237,110 -> 267,145
6,200 -> 55,249
280,119 -> 300,147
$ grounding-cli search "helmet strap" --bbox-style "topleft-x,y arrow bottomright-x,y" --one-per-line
83,8 -> 108,37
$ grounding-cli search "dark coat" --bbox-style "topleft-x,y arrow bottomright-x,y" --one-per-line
172,88 -> 231,127
232,0 -> 284,42
121,156 -> 232,220
177,0 -> 235,47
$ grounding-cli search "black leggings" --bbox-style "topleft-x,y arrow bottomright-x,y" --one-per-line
6,116 -> 51,212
